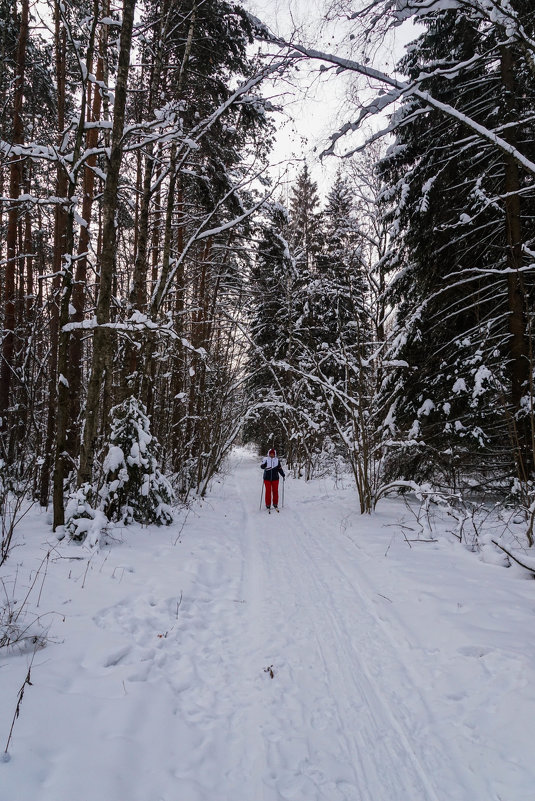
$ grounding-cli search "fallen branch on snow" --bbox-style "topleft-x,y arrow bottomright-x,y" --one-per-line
491,540 -> 535,575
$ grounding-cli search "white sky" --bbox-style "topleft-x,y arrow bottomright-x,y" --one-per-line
244,0 -> 356,194
243,0 -> 420,197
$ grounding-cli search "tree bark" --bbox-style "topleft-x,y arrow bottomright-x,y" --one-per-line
66,34 -> 105,458
78,0 -> 137,490
52,3 -> 100,528
123,0 -> 172,395
500,43 -> 532,478
39,3 -> 66,505
0,0 -> 28,430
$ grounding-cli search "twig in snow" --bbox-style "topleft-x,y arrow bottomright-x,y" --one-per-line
81,557 -> 92,589
406,538 -> 438,543
384,533 -> 395,557
4,652 -> 35,755
401,528 -> 413,548
173,506 -> 191,546
99,551 -> 111,573
491,540 -> 535,575
36,550 -> 50,608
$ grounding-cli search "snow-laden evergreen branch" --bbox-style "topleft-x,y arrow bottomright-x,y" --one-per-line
256,32 -> 535,175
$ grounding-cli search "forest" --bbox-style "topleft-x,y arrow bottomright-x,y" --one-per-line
1,0 -> 534,551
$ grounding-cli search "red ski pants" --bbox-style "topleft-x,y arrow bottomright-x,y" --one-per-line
264,480 -> 279,508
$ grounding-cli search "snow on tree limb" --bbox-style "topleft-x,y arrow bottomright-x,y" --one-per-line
256,27 -> 535,175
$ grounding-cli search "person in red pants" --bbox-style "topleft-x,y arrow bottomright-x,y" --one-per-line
260,448 -> 285,510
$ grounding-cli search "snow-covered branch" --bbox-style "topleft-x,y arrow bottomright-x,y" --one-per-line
259,35 -> 535,175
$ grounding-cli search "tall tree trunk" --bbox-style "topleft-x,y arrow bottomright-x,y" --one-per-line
501,43 -> 532,478
39,4 -> 66,505
171,192 -> 186,467
78,0 -> 137,492
66,37 -> 105,458
52,4 -> 100,528
143,4 -> 197,411
124,0 -> 172,394
0,0 -> 28,432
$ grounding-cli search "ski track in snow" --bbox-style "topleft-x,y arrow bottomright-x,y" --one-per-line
2,448 -> 535,800
238,478 -> 444,801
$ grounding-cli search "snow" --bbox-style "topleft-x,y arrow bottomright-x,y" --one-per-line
472,365 -> 492,398
99,16 -> 122,26
417,398 -> 435,416
102,444 -> 126,474
2,447 -> 535,799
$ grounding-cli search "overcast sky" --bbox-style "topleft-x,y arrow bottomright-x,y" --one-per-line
243,0 -> 355,194
242,0 -> 419,197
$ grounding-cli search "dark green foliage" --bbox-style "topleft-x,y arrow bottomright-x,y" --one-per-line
243,202 -> 296,452
378,6 -> 535,485
101,397 -> 174,526
245,167 -> 373,478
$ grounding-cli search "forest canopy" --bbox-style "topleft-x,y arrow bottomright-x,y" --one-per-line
1,0 -> 534,545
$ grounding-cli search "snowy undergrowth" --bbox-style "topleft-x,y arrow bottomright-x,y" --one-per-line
65,398 -> 174,546
1,447 -> 535,800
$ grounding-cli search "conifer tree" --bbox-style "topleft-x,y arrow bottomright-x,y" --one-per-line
289,164 -> 322,272
100,397 -> 174,526
377,6 -> 535,486
244,203 -> 297,453
313,170 -> 370,435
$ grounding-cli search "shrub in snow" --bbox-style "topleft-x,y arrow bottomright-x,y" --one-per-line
64,483 -> 108,547
65,399 -> 174,544
99,397 -> 174,526
1,460 -> 36,565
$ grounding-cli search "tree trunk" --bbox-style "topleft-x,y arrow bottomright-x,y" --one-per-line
52,4 -> 100,528
78,0 -> 137,491
500,43 -> 532,478
0,0 -> 28,431
66,35 -> 105,458
123,0 -> 172,395
39,3 -> 66,505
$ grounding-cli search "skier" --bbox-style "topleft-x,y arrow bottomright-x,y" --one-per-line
261,447 -> 285,511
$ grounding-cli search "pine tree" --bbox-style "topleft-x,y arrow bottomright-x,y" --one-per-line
100,397 -> 174,526
317,170 -> 368,356
246,168 -> 377,484
377,6 -> 535,487
289,164 -> 322,272
313,170 -> 370,436
244,202 -> 297,453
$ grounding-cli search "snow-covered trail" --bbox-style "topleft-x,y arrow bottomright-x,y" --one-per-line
3,447 -> 535,801
229,458 -> 474,801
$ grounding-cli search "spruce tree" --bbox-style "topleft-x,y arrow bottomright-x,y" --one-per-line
313,171 -> 370,440
65,398 -> 173,541
378,6 -> 535,487
100,397 -> 174,526
289,164 -> 322,272
244,202 -> 297,453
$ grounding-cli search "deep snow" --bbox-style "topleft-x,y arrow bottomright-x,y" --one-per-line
1,447 -> 535,800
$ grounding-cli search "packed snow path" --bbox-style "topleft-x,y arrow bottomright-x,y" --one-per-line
2,448 -> 535,800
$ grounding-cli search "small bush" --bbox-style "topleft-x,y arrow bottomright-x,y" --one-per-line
65,398 -> 174,543
99,397 -> 174,526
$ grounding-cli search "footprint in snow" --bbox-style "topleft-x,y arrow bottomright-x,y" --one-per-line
103,644 -> 132,667
458,645 -> 493,658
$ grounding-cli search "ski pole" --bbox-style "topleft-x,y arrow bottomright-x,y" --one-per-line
282,477 -> 285,508
259,480 -> 264,511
